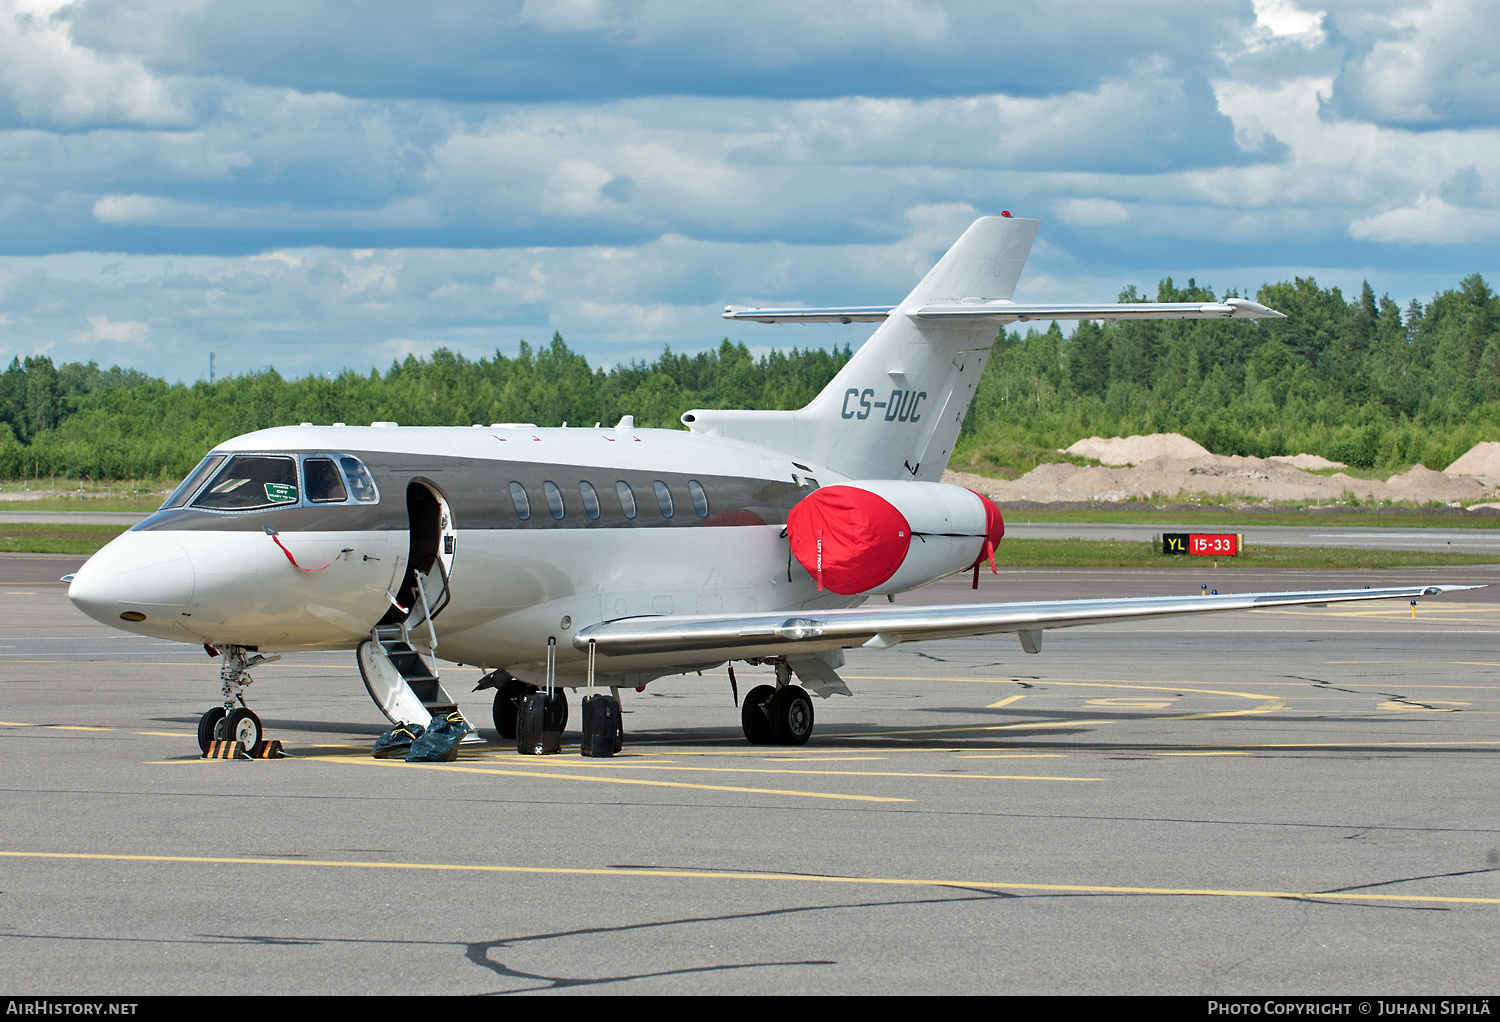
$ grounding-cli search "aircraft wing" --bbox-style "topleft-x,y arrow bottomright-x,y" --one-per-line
721,298 -> 1283,325
573,584 -> 1476,658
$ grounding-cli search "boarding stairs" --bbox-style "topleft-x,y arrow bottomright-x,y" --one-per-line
357,563 -> 480,742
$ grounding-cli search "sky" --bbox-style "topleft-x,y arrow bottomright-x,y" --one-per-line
0,0 -> 1497,381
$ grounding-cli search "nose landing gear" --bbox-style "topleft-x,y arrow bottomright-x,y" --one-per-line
196,645 -> 279,754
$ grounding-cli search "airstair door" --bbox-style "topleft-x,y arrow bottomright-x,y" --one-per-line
360,481 -> 473,738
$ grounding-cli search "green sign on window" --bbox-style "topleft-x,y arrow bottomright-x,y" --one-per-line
264,482 -> 298,503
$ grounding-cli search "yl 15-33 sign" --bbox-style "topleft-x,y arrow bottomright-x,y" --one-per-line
1163,533 -> 1241,556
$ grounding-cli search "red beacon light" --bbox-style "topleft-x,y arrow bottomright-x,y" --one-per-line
1000,211 -> 1011,217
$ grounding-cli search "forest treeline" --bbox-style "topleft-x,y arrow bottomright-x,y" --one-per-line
0,338 -> 852,480
3,272 -> 1499,481
962,273 -> 1500,473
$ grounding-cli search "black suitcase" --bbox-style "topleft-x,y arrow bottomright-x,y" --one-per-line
581,693 -> 622,757
517,691 -> 560,755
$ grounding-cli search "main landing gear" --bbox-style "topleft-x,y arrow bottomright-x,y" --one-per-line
741,662 -> 814,746
196,645 -> 280,754
475,670 -> 569,740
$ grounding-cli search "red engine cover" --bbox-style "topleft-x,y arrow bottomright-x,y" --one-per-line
969,490 -> 1006,568
786,486 -> 912,595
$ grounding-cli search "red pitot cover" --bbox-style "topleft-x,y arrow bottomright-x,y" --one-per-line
786,486 -> 912,594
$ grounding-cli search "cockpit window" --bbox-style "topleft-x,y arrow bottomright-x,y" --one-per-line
305,458 -> 348,503
192,455 -> 299,511
339,457 -> 378,503
160,454 -> 226,510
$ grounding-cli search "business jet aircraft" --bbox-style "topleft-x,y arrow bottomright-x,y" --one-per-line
66,215 -> 1472,752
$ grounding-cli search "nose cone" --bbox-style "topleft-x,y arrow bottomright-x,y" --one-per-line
69,531 -> 195,629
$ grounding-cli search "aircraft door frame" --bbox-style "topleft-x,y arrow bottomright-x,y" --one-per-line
379,478 -> 457,628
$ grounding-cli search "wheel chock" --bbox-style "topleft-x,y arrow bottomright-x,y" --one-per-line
248,739 -> 285,759
203,740 -> 252,760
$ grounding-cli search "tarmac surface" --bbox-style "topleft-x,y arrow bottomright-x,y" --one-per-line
1,554 -> 1497,995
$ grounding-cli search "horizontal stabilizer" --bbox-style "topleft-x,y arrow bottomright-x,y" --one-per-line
723,305 -> 894,323
723,297 -> 1283,325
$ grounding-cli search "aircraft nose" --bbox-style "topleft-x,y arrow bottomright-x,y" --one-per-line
69,531 -> 196,627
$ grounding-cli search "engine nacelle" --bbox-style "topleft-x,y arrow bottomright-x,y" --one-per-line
786,480 -> 1004,596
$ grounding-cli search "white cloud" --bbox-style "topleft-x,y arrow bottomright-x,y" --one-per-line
1348,192 -> 1500,245
80,315 -> 149,343
0,0 -> 189,126
365,337 -> 442,364
516,0 -> 616,33
1333,0 -> 1500,125
1247,0 -> 1327,50
1052,198 -> 1130,228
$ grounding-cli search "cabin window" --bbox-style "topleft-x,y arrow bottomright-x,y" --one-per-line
544,481 -> 566,520
339,457 -> 379,502
508,481 -> 531,521
688,479 -> 710,518
579,480 -> 601,520
653,480 -> 674,518
192,455 -> 299,511
161,454 -> 226,510
616,481 -> 637,519
304,458 -> 348,502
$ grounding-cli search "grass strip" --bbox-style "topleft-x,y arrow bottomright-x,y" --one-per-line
0,499 -> 162,513
998,508 -> 1500,529
990,539 -> 1499,570
0,523 -> 128,555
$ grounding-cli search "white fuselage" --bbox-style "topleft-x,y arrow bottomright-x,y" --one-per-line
69,422 -> 872,687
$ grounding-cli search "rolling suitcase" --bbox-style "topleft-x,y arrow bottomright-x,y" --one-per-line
581,693 -> 620,757
579,638 -> 624,757
517,691 -> 560,755
518,636 -> 562,755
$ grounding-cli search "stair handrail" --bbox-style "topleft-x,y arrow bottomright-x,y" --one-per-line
413,569 -> 439,656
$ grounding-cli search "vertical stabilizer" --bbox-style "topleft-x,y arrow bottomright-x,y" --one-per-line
685,216 -> 1038,480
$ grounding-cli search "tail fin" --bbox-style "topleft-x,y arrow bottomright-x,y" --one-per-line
684,216 -> 1039,480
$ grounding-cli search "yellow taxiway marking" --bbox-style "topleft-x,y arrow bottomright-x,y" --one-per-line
560,764 -> 1097,782
1377,700 -> 1469,713
854,676 -> 1281,712
4,591 -> 38,595
2,850 -> 1494,906
762,756 -> 887,762
412,756 -> 1099,783
45,725 -> 113,731
1087,698 -> 1176,709
986,694 -> 1026,709
819,719 -> 1117,740
0,720 -> 38,726
1155,751 -> 1249,757
313,755 -> 913,803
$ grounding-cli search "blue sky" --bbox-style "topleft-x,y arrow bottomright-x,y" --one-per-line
0,0 -> 1497,380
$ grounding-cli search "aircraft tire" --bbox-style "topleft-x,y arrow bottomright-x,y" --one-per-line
227,707 -> 263,749
741,685 -> 776,744
491,678 -> 530,740
770,686 -> 814,746
197,706 -> 227,754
